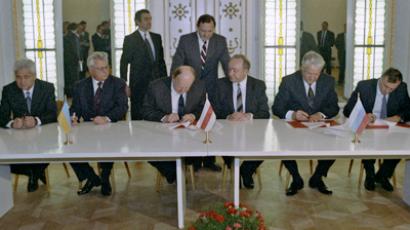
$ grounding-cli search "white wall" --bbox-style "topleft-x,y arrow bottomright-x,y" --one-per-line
0,0 -> 16,93
62,0 -> 110,43
301,0 -> 347,66
393,0 -> 410,88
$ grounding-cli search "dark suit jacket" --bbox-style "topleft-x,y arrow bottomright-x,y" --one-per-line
300,31 -> 318,63
215,76 -> 270,119
142,77 -> 206,122
120,31 -> 167,86
92,33 -> 110,53
272,71 -> 339,118
170,32 -> 230,101
70,75 -> 128,122
335,32 -> 346,65
317,30 -> 335,54
343,79 -> 410,121
0,79 -> 57,127
64,31 -> 81,96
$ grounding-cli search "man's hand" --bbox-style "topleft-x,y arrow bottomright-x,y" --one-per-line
11,117 -> 24,129
23,116 -> 37,128
227,112 -> 251,121
125,85 -> 131,98
367,113 -> 376,123
292,110 -> 309,121
385,115 -> 401,123
163,113 -> 180,123
71,113 -> 79,126
309,112 -> 324,122
181,114 -> 195,123
92,116 -> 109,125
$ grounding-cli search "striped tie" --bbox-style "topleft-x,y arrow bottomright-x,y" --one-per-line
25,91 -> 32,114
200,40 -> 207,69
236,83 -> 243,112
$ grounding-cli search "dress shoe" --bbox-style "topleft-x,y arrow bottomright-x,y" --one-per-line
285,178 -> 304,196
364,176 -> 375,191
164,172 -> 176,184
203,163 -> 222,172
241,173 -> 254,189
27,172 -> 39,192
101,180 -> 112,196
375,176 -> 394,192
77,178 -> 101,195
309,177 -> 332,195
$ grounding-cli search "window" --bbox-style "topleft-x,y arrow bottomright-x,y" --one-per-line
353,0 -> 385,87
112,0 -> 146,78
264,0 -> 297,102
22,0 -> 57,86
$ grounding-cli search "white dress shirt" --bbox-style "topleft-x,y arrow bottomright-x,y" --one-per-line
373,79 -> 390,119
138,30 -> 156,60
197,33 -> 209,54
232,77 -> 247,112
285,80 -> 323,120
170,82 -> 187,114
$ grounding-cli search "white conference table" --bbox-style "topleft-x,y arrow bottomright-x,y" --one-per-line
208,119 -> 410,207
0,121 -> 208,229
2,119 -> 410,228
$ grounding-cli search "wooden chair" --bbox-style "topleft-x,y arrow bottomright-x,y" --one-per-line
348,159 -> 397,188
155,165 -> 195,192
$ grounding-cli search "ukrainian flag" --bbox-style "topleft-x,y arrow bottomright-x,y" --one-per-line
58,100 -> 72,134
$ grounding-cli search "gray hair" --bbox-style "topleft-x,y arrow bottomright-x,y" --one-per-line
301,51 -> 325,70
14,58 -> 36,75
87,52 -> 109,68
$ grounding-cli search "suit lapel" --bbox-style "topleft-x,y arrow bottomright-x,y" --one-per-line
295,74 -> 310,109
367,80 -> 377,110
245,77 -> 253,113
86,78 -> 95,114
149,32 -> 159,60
30,81 -> 41,114
164,78 -> 172,113
192,33 -> 202,70
14,84 -> 28,114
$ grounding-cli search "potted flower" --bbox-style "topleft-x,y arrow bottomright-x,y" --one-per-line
189,202 -> 265,230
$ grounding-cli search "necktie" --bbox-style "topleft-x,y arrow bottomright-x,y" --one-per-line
200,40 -> 207,69
236,83 -> 243,112
144,33 -> 155,61
380,95 -> 387,119
307,84 -> 314,108
321,31 -> 326,47
94,81 -> 103,115
178,94 -> 184,118
25,91 -> 32,114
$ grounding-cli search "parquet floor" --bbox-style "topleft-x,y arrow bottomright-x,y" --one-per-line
1,159 -> 410,229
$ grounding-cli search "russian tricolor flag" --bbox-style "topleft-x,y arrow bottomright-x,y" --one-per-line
347,95 -> 369,135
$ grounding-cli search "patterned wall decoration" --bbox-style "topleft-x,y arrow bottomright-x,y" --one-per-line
168,0 -> 193,56
218,0 -> 243,55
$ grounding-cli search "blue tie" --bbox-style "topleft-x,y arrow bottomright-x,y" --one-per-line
178,95 -> 184,118
25,91 -> 32,113
380,95 -> 387,119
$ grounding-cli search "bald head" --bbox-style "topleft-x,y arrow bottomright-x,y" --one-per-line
172,66 -> 196,94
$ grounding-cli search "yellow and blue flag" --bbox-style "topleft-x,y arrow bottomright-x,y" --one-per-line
58,100 -> 72,134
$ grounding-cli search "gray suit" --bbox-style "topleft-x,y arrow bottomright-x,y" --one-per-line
171,32 -> 230,104
142,77 -> 206,180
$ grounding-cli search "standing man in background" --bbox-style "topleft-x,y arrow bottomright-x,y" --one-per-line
120,9 -> 167,120
317,21 -> 335,75
171,14 -> 230,171
335,25 -> 346,84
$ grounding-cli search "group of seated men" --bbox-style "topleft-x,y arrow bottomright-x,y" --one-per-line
1,50 -> 410,198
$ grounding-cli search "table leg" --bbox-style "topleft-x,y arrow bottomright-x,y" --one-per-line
176,158 -> 186,229
403,160 -> 410,205
0,165 -> 13,217
233,157 -> 240,208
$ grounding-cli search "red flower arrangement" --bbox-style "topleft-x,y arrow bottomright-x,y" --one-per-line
189,202 -> 266,230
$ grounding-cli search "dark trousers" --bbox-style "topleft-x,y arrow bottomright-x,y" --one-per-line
283,160 -> 335,179
70,162 -> 113,182
223,156 -> 263,176
10,163 -> 48,176
363,159 -> 400,178
149,157 -> 201,178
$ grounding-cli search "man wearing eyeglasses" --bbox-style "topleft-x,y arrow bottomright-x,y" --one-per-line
70,52 -> 128,196
344,67 -> 410,192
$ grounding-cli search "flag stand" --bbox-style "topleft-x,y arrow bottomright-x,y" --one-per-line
202,131 -> 212,144
352,133 -> 361,143
64,133 -> 73,145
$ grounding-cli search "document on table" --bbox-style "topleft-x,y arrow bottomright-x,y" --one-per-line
301,121 -> 329,129
165,121 -> 192,130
